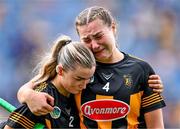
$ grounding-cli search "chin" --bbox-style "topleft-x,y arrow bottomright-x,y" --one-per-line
73,90 -> 80,95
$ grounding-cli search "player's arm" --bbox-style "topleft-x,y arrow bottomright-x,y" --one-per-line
4,125 -> 13,129
17,81 -> 54,116
17,81 -> 36,103
144,109 -> 164,129
148,74 -> 163,93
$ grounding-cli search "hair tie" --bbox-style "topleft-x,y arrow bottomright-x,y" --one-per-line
64,40 -> 72,46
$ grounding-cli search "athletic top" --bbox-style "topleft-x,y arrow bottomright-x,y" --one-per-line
6,81 -> 78,129
75,52 -> 166,129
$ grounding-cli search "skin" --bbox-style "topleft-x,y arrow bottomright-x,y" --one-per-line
77,19 -> 122,63
77,19 -> 163,92
4,65 -> 95,129
53,64 -> 95,95
17,19 -> 163,117
144,109 -> 164,128
77,18 -> 164,128
17,64 -> 95,116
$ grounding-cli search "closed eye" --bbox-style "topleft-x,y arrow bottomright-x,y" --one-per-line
95,35 -> 102,39
83,38 -> 91,44
93,33 -> 103,40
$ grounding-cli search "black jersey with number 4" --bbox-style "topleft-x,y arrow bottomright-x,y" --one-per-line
6,81 -> 79,129
75,52 -> 166,129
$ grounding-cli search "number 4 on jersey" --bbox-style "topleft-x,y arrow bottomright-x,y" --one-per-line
102,82 -> 110,92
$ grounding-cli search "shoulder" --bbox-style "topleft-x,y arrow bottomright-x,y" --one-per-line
126,54 -> 155,80
127,54 -> 152,70
34,82 -> 49,92
34,81 -> 57,95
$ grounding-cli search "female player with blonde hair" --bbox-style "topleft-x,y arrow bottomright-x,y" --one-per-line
4,35 -> 96,129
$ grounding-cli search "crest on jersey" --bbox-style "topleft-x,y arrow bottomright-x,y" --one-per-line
50,106 -> 61,119
123,74 -> 133,87
81,99 -> 130,121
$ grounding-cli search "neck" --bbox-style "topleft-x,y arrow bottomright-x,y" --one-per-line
51,75 -> 70,97
97,48 -> 124,63
111,49 -> 124,63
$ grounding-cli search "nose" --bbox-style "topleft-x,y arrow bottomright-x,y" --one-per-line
79,80 -> 89,90
91,40 -> 100,51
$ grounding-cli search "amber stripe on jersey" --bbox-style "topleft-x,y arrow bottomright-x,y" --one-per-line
9,112 -> 34,128
45,119 -> 52,129
127,92 -> 143,128
142,93 -> 163,108
96,95 -> 113,129
74,93 -> 87,129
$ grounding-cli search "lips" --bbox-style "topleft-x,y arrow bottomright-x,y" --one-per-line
93,49 -> 104,56
93,50 -> 102,54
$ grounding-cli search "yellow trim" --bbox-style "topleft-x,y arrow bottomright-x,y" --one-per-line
142,99 -> 163,108
45,119 -> 52,129
142,94 -> 160,103
142,96 -> 162,106
96,95 -> 113,129
9,113 -> 34,129
142,93 -> 158,101
75,93 -> 87,129
9,117 -> 33,128
127,91 -> 143,129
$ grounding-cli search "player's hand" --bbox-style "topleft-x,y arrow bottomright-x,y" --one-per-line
26,90 -> 54,116
148,75 -> 163,93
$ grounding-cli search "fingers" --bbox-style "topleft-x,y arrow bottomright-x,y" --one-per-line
149,83 -> 163,93
28,101 -> 54,116
32,109 -> 49,116
149,74 -> 160,80
148,74 -> 164,93
149,83 -> 163,89
152,88 -> 163,94
26,92 -> 54,116
148,79 -> 162,85
46,94 -> 54,107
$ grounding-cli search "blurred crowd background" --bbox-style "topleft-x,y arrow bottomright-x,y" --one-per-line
0,0 -> 180,128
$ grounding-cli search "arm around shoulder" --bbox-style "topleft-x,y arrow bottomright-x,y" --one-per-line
17,81 -> 35,104
17,81 -> 54,116
4,125 -> 13,129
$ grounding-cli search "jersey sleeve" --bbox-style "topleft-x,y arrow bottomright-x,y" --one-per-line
139,61 -> 166,113
6,104 -> 44,128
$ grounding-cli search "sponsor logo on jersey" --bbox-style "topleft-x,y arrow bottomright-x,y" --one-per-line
81,99 -> 130,121
50,106 -> 61,119
123,74 -> 133,87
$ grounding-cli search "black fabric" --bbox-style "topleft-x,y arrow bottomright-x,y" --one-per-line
76,52 -> 166,129
0,121 -> 7,129
6,81 -> 78,128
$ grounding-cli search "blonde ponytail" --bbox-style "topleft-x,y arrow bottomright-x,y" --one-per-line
31,35 -> 71,85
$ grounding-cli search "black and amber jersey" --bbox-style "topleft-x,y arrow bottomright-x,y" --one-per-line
75,53 -> 166,129
6,81 -> 79,129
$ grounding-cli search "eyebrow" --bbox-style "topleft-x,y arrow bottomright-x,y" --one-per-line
76,76 -> 92,80
82,31 -> 103,39
93,32 -> 102,37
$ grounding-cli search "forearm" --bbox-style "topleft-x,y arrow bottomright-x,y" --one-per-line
145,109 -> 164,129
17,81 -> 35,104
4,125 -> 13,129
